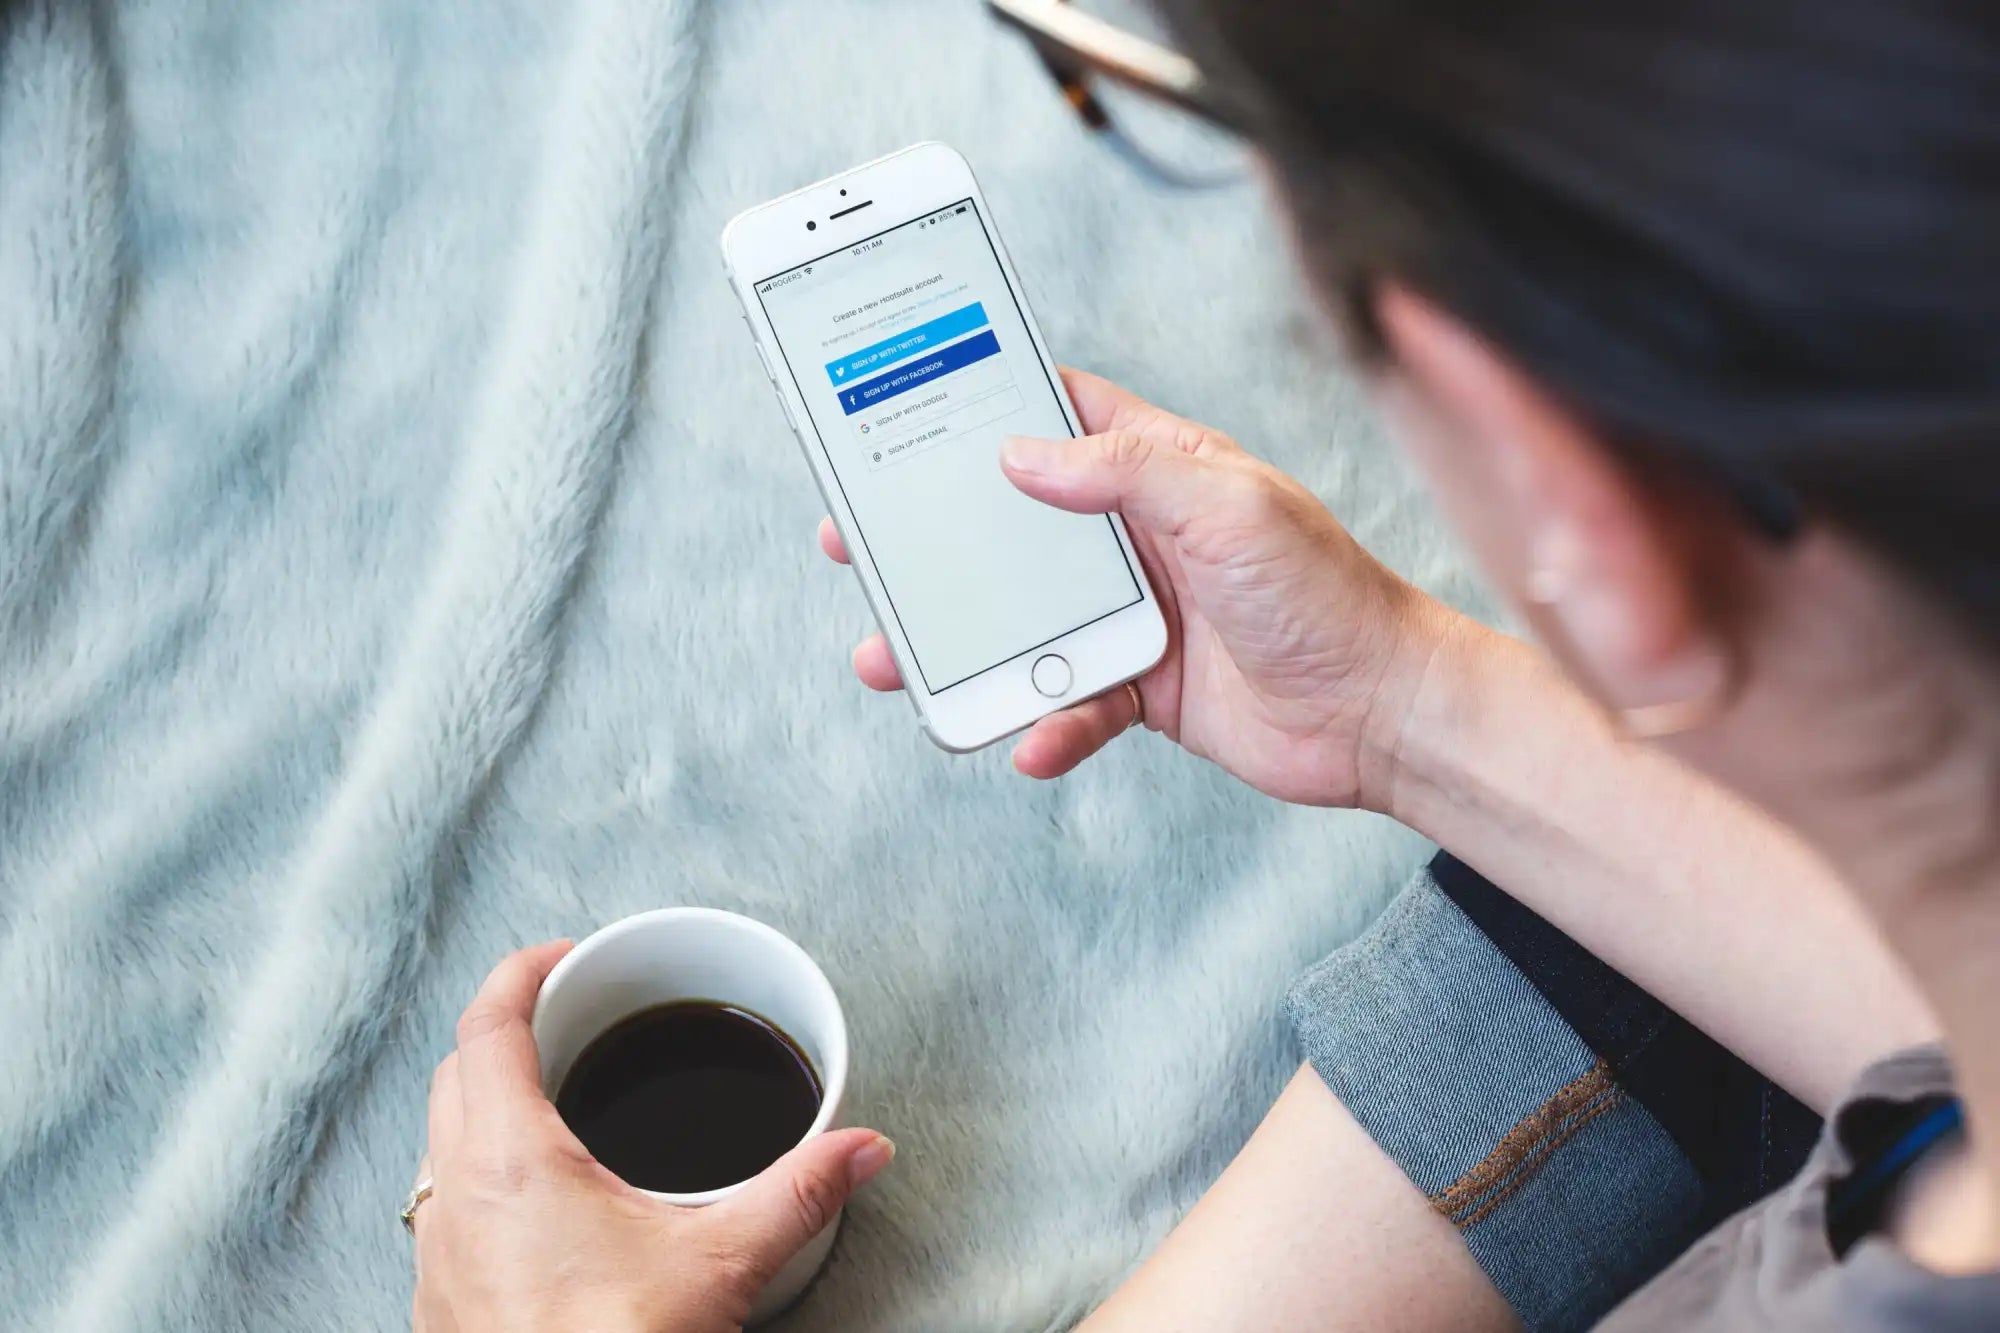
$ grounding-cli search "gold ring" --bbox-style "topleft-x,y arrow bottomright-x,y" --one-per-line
1124,681 -> 1146,731
400,1177 -> 434,1237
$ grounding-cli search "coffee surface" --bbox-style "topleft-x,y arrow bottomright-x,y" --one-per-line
555,1001 -> 821,1194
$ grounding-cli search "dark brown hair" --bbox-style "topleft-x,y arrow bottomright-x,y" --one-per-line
1170,0 -> 2000,626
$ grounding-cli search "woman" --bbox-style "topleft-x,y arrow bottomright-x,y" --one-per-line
407,1 -> 2000,1328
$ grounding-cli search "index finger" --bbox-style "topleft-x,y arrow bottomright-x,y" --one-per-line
1058,366 -> 1149,436
453,940 -> 572,1128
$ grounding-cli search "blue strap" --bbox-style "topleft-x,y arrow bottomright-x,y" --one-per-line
1825,1098 -> 1962,1253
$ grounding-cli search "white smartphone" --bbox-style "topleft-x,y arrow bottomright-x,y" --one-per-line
721,142 -> 1167,752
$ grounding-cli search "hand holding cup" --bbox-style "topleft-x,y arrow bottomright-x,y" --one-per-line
410,915 -> 888,1333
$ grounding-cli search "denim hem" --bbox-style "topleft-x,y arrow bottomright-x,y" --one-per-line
1429,850 -> 1822,1224
1286,867 -> 1706,1332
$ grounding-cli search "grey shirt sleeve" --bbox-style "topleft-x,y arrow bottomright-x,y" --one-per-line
1602,1045 -> 2000,1331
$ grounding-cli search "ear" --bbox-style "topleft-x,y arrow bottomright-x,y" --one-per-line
1374,285 -> 1734,728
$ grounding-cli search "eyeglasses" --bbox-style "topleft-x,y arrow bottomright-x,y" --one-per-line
986,0 -> 1254,189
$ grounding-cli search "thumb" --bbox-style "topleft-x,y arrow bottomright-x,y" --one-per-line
712,1128 -> 894,1280
1001,430 -> 1223,534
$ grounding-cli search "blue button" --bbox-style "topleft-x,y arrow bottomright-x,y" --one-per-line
836,328 -> 1001,416
826,302 -> 989,386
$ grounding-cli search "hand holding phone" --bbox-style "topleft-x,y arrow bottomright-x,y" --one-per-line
815,364 -> 1443,804
722,143 -> 1167,752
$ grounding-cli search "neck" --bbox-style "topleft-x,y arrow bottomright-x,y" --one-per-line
1691,535 -> 2000,1270
1856,822 -> 2000,1273
1876,856 -> 2000,1271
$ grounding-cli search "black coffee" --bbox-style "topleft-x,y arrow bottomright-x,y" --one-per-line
555,1002 -> 822,1194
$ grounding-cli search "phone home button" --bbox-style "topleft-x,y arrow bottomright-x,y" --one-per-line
1030,653 -> 1072,698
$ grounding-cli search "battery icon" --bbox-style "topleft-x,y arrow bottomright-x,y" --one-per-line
955,206 -> 967,214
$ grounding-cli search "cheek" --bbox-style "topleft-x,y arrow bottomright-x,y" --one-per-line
1377,387 -> 1535,606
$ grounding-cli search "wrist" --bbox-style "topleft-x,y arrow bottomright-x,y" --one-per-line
1354,596 -> 1491,821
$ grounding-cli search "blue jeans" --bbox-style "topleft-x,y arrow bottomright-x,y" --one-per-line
1286,852 -> 1819,1332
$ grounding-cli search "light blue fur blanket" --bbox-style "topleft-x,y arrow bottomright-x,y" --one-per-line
0,1 -> 1485,1327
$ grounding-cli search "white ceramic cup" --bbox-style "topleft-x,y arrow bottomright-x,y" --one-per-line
530,908 -> 850,1324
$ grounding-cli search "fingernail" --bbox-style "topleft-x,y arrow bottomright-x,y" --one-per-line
1000,435 -> 1060,474
848,1135 -> 896,1188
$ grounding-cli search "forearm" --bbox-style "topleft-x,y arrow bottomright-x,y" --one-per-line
1367,609 -> 1936,1113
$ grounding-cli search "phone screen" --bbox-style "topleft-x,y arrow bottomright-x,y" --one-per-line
754,199 -> 1141,695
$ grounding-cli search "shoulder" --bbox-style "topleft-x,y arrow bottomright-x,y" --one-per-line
1602,1044 -> 1992,1332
